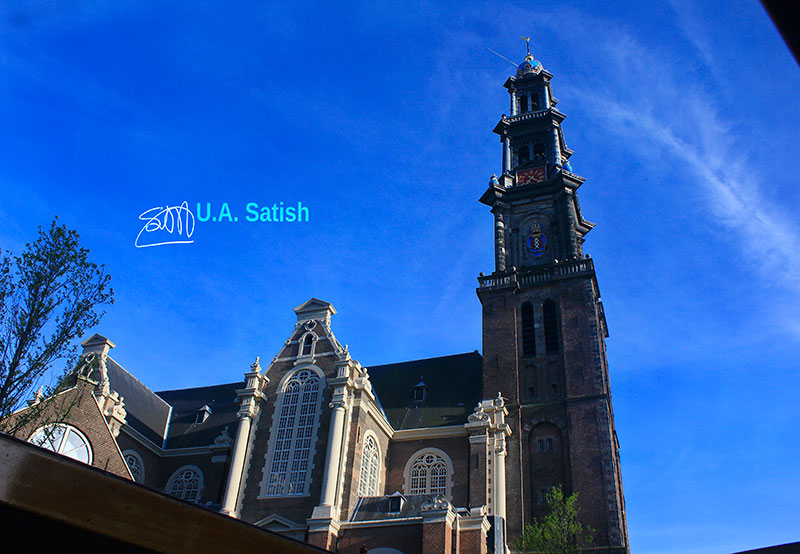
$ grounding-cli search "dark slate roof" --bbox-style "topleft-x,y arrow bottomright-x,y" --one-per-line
106,358 -> 172,446
366,351 -> 482,430
156,381 -> 243,449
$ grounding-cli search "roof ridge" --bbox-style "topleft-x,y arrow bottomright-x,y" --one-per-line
107,356 -> 172,409
155,380 -> 244,396
367,350 -> 480,368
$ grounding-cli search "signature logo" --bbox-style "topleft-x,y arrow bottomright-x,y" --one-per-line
135,201 -> 195,248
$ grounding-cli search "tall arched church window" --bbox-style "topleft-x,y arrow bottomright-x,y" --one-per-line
123,449 -> 145,482
29,423 -> 92,465
265,369 -> 323,496
521,301 -> 536,356
166,466 -> 203,502
404,449 -> 452,497
519,94 -> 529,113
358,435 -> 380,497
543,298 -> 560,355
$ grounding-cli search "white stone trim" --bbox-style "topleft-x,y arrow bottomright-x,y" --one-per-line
392,426 -> 467,441
295,330 -> 319,362
254,513 -> 307,533
339,518 -> 423,529
118,424 -> 214,457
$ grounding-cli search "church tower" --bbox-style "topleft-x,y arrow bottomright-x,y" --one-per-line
477,43 -> 629,553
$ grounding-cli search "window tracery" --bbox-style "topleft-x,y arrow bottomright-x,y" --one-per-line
166,466 -> 202,502
264,368 -> 323,496
404,449 -> 452,497
358,435 -> 380,497
123,449 -> 145,482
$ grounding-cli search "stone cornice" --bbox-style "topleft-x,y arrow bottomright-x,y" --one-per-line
118,424 -> 218,458
392,425 -> 468,442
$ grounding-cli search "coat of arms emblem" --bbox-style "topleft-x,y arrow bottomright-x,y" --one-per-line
526,222 -> 547,257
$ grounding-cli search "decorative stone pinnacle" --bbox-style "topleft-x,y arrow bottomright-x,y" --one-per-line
28,386 -> 44,406
214,426 -> 233,446
250,356 -> 261,372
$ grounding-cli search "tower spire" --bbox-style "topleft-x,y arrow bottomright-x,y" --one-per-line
477,46 -> 629,553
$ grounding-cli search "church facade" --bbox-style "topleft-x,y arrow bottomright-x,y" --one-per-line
13,48 -> 629,553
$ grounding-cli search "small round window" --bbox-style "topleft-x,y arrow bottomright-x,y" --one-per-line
30,423 -> 93,464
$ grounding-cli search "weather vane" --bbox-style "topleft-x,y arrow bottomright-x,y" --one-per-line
521,36 -> 531,57
486,35 -> 534,68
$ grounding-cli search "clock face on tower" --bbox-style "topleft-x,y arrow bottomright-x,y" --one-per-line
526,222 -> 547,258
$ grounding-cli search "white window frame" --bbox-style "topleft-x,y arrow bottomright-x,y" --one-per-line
297,331 -> 318,359
259,366 -> 325,498
402,447 -> 453,498
29,423 -> 93,465
166,465 -> 203,503
358,432 -> 381,497
122,449 -> 145,482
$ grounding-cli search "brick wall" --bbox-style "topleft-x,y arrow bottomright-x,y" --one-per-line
337,523 -> 423,554
385,437 -> 470,507
9,379 -> 131,479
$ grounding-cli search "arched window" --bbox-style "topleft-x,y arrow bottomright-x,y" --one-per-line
166,466 -> 203,502
29,423 -> 92,465
404,448 -> 452,497
358,435 -> 380,497
533,142 -> 546,163
521,301 -> 536,356
123,449 -> 145,482
519,94 -> 529,113
530,93 -> 540,110
264,368 -> 323,496
529,423 -> 565,507
543,299 -> 560,355
517,145 -> 531,165
299,333 -> 316,357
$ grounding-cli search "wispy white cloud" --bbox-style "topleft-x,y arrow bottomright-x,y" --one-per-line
563,26 -> 800,332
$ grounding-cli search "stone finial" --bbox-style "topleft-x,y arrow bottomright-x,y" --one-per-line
250,356 -> 261,373
468,403 -> 490,424
214,426 -> 233,446
27,386 -> 44,406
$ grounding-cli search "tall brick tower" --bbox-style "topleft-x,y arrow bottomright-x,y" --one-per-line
477,43 -> 629,553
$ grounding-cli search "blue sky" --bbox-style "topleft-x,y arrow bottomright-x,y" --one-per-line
1,1 -> 798,552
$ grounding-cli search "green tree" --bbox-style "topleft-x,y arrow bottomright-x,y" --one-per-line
515,486 -> 595,554
0,218 -> 113,435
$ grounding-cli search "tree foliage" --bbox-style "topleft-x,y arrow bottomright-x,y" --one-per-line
0,218 -> 113,434
515,486 -> 595,554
